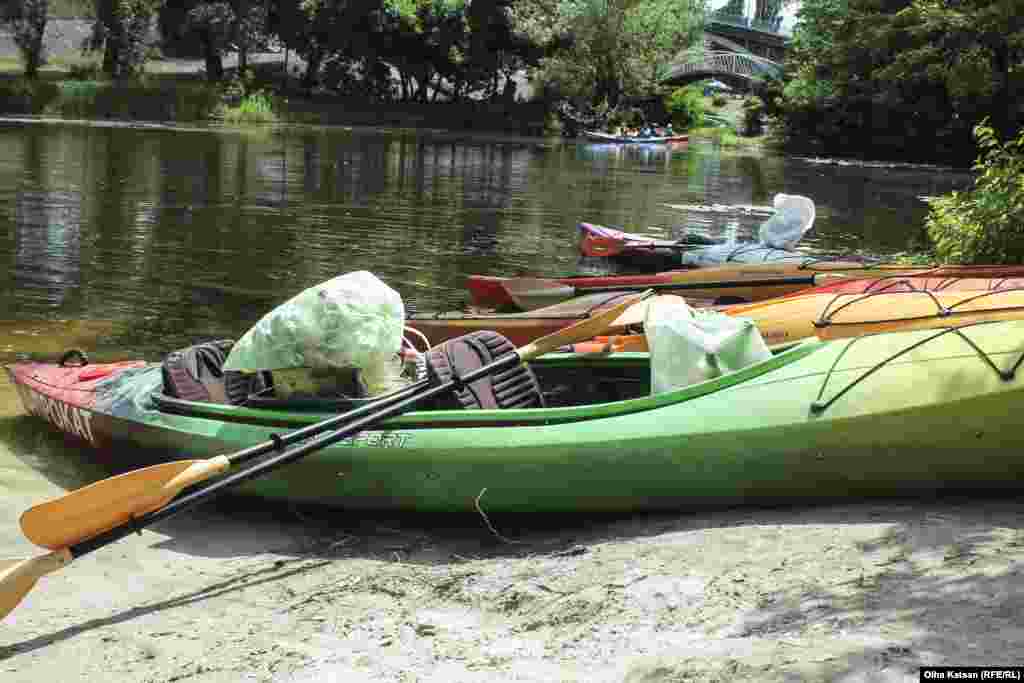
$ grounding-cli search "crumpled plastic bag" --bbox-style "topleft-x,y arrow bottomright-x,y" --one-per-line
758,193 -> 816,249
644,296 -> 772,394
223,271 -> 405,394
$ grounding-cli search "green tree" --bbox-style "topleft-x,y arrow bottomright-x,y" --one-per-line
1,0 -> 49,79
89,0 -> 159,78
185,1 -> 235,81
664,83 -> 703,127
534,0 -> 704,107
775,0 -> 1024,164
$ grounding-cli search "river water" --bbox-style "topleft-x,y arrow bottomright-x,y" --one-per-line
0,118 -> 973,494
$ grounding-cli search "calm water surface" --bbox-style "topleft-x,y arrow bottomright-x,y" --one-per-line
0,118 -> 974,493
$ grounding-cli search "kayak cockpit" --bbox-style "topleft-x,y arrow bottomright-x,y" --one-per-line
152,334 -> 654,418
150,334 -> 819,430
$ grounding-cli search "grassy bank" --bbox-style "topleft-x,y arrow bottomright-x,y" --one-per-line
0,75 -> 224,121
0,58 -> 550,134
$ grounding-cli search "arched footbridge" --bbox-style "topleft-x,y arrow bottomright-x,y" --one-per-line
663,50 -> 783,88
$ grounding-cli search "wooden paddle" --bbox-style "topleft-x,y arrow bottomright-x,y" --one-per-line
503,275 -> 827,311
0,290 -> 652,621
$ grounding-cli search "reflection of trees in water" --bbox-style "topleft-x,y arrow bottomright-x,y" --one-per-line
13,129 -> 83,311
575,143 -> 676,170
736,156 -> 767,204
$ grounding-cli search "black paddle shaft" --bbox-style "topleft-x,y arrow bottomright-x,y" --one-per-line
220,379 -> 431,468
68,351 -> 524,558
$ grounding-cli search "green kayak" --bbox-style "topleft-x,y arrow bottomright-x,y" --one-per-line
8,320 -> 1024,513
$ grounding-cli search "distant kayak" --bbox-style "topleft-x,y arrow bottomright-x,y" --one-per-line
583,131 -> 689,144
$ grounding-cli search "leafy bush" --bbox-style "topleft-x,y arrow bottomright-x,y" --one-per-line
664,85 -> 703,129
690,126 -> 741,147
925,121 -> 1024,264
219,90 -> 277,123
712,95 -> 727,108
67,60 -> 103,81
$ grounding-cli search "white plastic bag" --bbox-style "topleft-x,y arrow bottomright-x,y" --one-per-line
758,193 -> 816,249
223,271 -> 405,394
644,296 -> 772,394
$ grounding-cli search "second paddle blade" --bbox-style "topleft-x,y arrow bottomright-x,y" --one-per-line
502,278 -> 580,311
0,552 -> 72,620
20,458 -> 230,550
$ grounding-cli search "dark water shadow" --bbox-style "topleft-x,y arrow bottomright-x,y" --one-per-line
0,414 -> 122,491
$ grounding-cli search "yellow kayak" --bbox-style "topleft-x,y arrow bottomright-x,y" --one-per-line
573,289 -> 1024,351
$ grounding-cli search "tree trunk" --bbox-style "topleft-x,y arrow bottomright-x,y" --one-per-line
234,0 -> 250,76
301,48 -> 322,91
103,39 -> 119,78
203,32 -> 224,82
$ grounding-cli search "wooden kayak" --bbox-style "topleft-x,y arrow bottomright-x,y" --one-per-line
573,287 -> 1024,352
466,265 -> 1024,310
11,321 -> 1024,512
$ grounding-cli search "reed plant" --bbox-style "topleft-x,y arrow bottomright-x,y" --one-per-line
218,90 -> 277,124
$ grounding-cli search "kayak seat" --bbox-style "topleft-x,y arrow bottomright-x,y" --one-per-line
162,340 -> 269,405
425,331 -> 545,410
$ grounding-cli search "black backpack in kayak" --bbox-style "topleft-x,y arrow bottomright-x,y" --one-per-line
424,331 -> 545,410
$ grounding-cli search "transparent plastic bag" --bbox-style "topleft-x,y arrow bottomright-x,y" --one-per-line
223,271 -> 406,395
758,193 -> 816,250
678,194 -> 817,266
644,296 -> 772,394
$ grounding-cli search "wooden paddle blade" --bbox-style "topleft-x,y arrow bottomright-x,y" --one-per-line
0,550 -> 72,620
503,278 -> 578,311
519,290 -> 654,359
20,457 -> 231,550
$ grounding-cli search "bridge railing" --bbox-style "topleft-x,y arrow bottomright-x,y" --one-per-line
709,11 -> 790,36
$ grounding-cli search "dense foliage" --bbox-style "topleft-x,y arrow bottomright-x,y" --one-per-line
1,0 -> 50,78
925,121 -> 1024,263
5,0 -> 704,112
768,0 -> 1024,165
530,0 -> 705,107
664,84 -> 703,127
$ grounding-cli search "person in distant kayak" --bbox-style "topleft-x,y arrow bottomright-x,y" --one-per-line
664,122 -> 674,136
